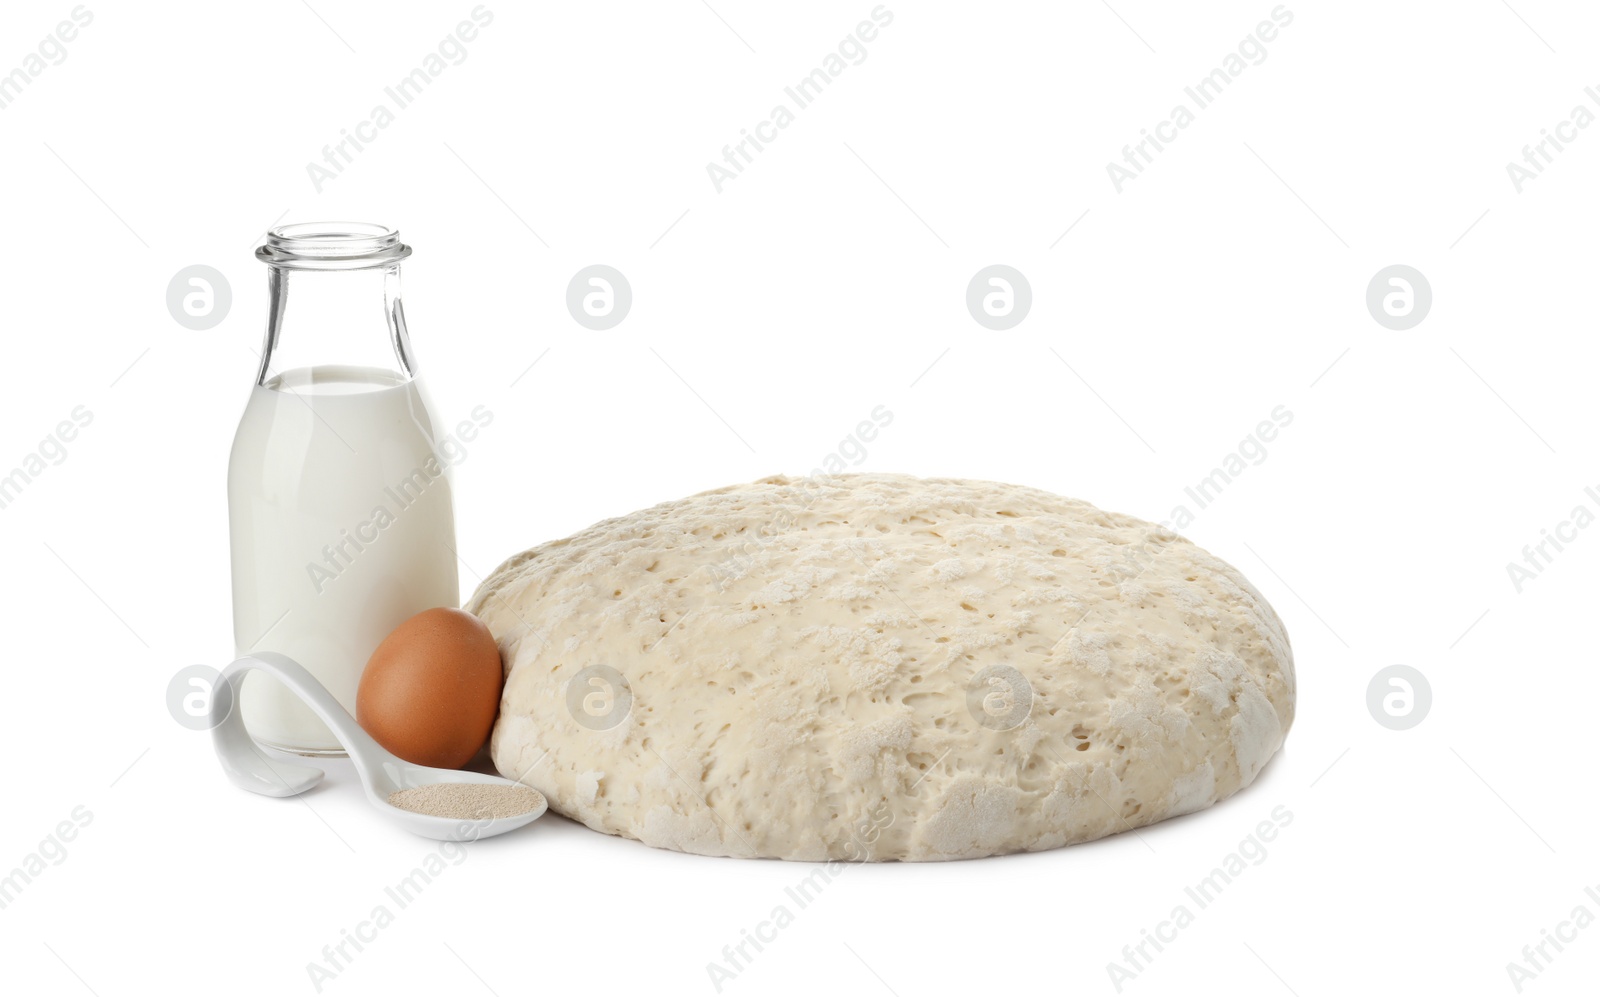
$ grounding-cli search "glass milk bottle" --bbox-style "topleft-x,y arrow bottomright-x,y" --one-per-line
229,222 -> 459,754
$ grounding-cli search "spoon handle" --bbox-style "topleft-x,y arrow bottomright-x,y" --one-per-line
212,652 -> 391,798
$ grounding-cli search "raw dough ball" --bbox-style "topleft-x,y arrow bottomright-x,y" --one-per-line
466,474 -> 1294,861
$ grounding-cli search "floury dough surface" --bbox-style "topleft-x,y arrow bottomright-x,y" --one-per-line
466,474 -> 1295,861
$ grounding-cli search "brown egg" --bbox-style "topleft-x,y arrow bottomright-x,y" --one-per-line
357,607 -> 504,769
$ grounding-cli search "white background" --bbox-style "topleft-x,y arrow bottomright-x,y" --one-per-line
1,1 -> 1596,994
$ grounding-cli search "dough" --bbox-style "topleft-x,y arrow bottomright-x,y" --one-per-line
467,474 -> 1294,861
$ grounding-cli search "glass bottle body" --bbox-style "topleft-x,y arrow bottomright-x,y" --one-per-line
228,224 -> 459,754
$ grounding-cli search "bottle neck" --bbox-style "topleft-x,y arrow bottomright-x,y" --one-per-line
256,264 -> 415,388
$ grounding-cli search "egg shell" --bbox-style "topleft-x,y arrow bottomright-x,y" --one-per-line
357,607 -> 504,769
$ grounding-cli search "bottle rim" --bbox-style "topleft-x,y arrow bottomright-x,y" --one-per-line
256,221 -> 412,270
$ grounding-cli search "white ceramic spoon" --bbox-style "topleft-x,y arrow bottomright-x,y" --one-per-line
211,652 -> 545,841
